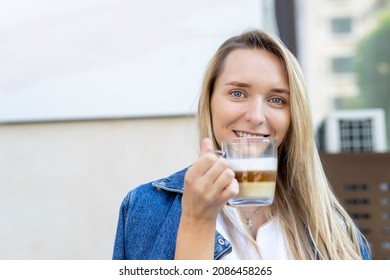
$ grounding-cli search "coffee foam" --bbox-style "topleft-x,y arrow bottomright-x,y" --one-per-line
227,158 -> 277,171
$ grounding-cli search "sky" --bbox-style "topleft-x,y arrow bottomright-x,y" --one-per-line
0,0 -> 270,122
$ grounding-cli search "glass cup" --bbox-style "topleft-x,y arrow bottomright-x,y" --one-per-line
221,137 -> 277,207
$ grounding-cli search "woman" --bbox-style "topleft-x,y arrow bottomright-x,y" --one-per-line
113,29 -> 371,260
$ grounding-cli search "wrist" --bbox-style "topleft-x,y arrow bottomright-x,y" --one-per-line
179,213 -> 217,230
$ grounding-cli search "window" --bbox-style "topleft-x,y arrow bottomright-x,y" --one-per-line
332,56 -> 355,73
331,17 -> 353,34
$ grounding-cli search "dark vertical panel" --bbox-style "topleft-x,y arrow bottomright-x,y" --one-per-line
275,0 -> 297,56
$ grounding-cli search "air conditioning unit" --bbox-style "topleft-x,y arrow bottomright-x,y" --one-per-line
316,109 -> 387,152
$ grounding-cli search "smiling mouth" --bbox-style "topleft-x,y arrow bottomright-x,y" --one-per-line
234,131 -> 270,138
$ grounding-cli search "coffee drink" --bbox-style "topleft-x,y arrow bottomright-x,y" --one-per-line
222,137 -> 277,206
228,158 -> 277,205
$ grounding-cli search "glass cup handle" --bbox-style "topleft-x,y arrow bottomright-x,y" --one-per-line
209,149 -> 226,158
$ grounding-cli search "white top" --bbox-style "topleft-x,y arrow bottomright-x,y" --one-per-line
216,207 -> 291,260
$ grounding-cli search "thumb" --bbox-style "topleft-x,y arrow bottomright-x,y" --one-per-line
200,138 -> 214,156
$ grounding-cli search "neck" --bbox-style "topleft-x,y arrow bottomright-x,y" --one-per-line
238,205 -> 272,239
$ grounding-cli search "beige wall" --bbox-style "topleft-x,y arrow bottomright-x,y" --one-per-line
0,116 -> 198,259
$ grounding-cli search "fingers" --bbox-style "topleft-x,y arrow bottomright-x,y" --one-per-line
188,138 -> 217,177
210,166 -> 238,204
205,156 -> 230,185
187,155 -> 236,202
219,179 -> 239,204
197,138 -> 234,192
182,137 -> 238,219
188,151 -> 218,179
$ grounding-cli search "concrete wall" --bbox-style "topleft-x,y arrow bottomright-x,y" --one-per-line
0,116 -> 198,259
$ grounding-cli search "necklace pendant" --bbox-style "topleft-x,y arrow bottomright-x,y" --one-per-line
246,218 -> 253,229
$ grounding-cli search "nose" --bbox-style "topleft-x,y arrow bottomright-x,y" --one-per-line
244,99 -> 266,125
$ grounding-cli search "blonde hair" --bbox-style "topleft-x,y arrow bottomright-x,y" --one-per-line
198,29 -> 367,259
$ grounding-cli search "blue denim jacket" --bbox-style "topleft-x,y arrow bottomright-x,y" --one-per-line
112,168 -> 371,260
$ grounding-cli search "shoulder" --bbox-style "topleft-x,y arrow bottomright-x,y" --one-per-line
114,168 -> 188,260
120,167 -> 189,214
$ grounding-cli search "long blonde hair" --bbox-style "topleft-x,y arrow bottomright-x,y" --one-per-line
198,29 -> 367,259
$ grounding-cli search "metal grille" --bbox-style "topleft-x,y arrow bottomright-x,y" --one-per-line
339,119 -> 373,151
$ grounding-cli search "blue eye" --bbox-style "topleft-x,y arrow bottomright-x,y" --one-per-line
230,91 -> 244,99
270,97 -> 284,104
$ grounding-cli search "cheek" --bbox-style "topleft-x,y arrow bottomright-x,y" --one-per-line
210,105 -> 224,136
210,99 -> 218,127
272,111 -> 291,139
210,97 -> 222,133
210,97 -> 234,146
210,94 -> 228,124
279,113 -> 291,138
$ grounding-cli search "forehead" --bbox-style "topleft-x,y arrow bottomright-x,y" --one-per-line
223,48 -> 281,69
217,48 -> 288,86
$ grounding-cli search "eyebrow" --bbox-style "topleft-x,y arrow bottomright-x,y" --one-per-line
272,88 -> 290,95
225,81 -> 252,88
226,81 -> 290,94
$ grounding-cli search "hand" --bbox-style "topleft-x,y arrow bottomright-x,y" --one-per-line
181,138 -> 239,223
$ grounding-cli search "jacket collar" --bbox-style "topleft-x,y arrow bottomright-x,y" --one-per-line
151,167 -> 188,193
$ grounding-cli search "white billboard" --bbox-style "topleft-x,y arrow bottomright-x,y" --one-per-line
0,0 -> 272,122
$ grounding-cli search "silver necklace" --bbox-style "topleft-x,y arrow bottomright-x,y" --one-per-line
241,207 -> 260,229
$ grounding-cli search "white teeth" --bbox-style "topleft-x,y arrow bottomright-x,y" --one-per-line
236,131 -> 265,138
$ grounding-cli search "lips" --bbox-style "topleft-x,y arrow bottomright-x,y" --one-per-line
234,130 -> 270,138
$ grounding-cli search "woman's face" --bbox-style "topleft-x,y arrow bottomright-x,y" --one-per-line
210,48 -> 291,147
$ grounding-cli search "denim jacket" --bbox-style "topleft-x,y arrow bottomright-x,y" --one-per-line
112,167 -> 371,260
